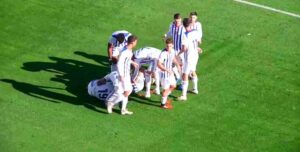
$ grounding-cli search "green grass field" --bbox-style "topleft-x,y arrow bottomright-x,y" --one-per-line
1,0 -> 299,151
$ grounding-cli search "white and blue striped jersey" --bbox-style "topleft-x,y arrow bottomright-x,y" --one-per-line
117,47 -> 133,79
190,22 -> 202,40
158,49 -> 176,79
109,30 -> 132,48
166,22 -> 186,52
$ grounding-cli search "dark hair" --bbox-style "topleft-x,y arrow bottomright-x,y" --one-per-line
182,18 -> 190,28
127,35 -> 138,44
165,38 -> 173,44
190,11 -> 198,16
174,13 -> 181,19
116,33 -> 125,43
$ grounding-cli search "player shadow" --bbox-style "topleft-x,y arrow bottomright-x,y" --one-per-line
129,93 -> 161,107
1,52 -> 112,114
74,51 -> 110,66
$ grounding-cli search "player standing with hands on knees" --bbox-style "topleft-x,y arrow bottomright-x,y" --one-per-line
157,38 -> 181,109
178,18 -> 201,101
107,30 -> 132,71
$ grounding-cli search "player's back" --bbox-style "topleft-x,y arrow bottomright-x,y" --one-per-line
88,80 -> 114,101
118,48 -> 133,78
134,47 -> 161,59
191,22 -> 202,39
109,30 -> 132,48
111,30 -> 131,38
184,30 -> 199,55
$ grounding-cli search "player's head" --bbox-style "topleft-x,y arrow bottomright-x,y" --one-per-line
127,35 -> 138,48
189,11 -> 198,23
173,13 -> 181,26
165,38 -> 173,51
183,18 -> 191,28
116,33 -> 125,43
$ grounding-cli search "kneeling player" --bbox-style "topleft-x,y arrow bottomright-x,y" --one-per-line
157,38 -> 181,109
87,71 -> 144,114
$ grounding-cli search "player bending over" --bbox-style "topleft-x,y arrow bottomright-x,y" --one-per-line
107,30 -> 132,71
133,47 -> 161,97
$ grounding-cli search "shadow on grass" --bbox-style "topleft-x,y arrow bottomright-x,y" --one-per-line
1,51 -> 111,114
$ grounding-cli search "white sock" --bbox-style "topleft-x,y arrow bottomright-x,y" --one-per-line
121,97 -> 128,111
161,96 -> 167,105
155,71 -> 160,93
182,81 -> 188,97
145,74 -> 151,95
192,76 -> 198,91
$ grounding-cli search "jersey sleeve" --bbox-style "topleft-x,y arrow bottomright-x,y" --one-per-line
112,47 -> 121,57
181,33 -> 188,47
158,52 -> 165,63
166,23 -> 173,38
108,36 -> 117,46
197,22 -> 203,40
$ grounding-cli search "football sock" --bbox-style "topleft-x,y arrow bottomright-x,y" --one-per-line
192,76 -> 198,91
121,96 -> 128,111
182,80 -> 188,97
161,96 -> 167,105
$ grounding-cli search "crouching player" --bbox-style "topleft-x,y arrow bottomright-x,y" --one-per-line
133,47 -> 161,98
157,38 -> 181,109
87,71 -> 144,114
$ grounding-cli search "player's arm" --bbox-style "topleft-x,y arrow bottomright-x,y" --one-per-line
163,23 -> 173,40
173,57 -> 181,74
131,60 -> 140,83
97,78 -> 107,85
195,31 -> 203,54
157,60 -> 172,74
111,48 -> 120,64
178,33 -> 188,56
107,42 -> 113,60
198,23 -> 203,44
117,53 -> 126,86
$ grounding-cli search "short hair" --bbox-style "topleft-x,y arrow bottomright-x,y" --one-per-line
116,33 -> 125,43
127,35 -> 138,44
182,18 -> 190,28
190,11 -> 198,16
174,13 -> 181,19
165,38 -> 173,44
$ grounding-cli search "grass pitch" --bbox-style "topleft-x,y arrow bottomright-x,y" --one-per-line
0,0 -> 299,151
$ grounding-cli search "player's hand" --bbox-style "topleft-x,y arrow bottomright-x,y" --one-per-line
198,47 -> 203,54
167,69 -> 173,75
119,76 -> 124,83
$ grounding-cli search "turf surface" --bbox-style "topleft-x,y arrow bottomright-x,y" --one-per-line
1,0 -> 299,151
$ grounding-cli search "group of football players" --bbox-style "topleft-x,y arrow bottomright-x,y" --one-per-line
88,11 -> 203,115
